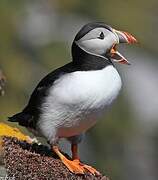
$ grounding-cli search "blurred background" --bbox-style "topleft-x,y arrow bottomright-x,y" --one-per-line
0,0 -> 158,179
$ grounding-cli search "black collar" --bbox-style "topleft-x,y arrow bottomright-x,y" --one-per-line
71,42 -> 113,71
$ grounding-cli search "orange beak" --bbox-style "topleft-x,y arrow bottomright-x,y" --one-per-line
114,30 -> 138,44
109,29 -> 138,65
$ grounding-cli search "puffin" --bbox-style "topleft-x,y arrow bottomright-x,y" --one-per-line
9,22 -> 137,175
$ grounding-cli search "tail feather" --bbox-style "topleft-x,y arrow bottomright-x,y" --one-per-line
8,112 -> 32,127
8,112 -> 23,122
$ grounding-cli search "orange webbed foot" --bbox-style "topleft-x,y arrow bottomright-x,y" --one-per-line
52,145 -> 100,175
61,158 -> 85,174
52,146 -> 84,174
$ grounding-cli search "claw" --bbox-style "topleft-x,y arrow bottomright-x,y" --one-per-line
81,163 -> 100,175
74,159 -> 100,175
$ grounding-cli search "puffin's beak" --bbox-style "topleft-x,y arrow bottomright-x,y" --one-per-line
109,29 -> 138,65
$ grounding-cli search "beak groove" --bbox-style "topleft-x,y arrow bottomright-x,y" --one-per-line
114,29 -> 138,44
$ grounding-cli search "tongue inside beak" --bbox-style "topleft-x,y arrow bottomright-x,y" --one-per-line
109,29 -> 138,65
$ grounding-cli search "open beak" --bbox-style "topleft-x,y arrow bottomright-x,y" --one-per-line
109,29 -> 138,65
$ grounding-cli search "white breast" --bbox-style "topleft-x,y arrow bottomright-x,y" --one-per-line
38,65 -> 122,142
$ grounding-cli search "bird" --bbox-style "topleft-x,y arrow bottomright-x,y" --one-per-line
8,22 -> 137,175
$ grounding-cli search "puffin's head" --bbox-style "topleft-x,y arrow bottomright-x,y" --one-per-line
73,22 -> 137,65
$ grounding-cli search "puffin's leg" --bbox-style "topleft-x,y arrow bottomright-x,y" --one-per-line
52,145 -> 84,174
68,134 -> 100,175
71,144 -> 100,175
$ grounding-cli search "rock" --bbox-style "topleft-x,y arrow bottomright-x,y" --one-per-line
1,137 -> 109,180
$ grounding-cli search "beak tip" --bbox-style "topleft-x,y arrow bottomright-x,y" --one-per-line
123,60 -> 131,65
124,33 -> 138,44
129,36 -> 138,44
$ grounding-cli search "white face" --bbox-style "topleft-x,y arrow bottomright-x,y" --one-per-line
76,27 -> 119,57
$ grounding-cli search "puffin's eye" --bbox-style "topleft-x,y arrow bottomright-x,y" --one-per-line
98,32 -> 104,40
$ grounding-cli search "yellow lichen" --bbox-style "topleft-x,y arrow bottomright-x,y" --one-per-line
0,123 -> 31,143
